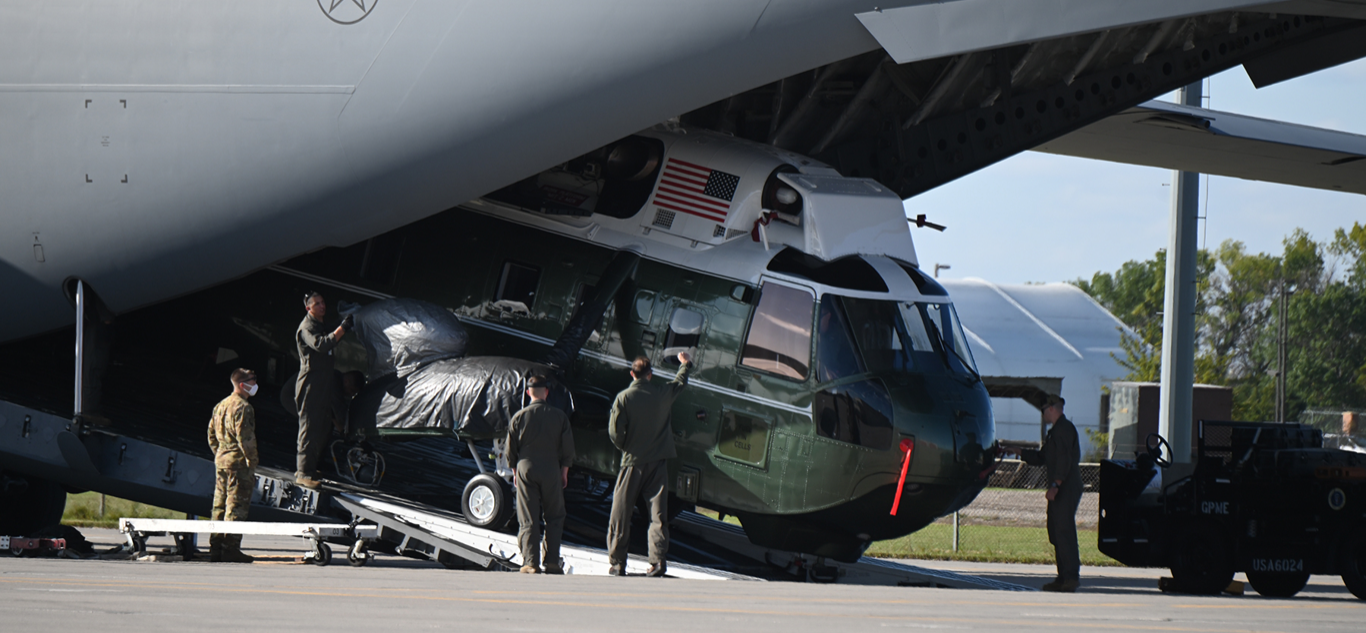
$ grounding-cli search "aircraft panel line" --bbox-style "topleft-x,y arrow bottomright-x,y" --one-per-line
0,84 -> 355,94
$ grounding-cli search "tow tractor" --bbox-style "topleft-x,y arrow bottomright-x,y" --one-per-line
1099,420 -> 1366,599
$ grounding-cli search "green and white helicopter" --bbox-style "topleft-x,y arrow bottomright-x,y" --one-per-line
267,126 -> 996,562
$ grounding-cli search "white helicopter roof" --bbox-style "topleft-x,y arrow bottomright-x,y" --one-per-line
942,278 -> 1132,445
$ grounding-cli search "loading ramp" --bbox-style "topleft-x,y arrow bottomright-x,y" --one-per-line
4,395 -> 1027,589
336,492 -> 757,580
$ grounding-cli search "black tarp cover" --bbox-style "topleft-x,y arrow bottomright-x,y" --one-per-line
352,356 -> 572,439
340,299 -> 571,439
338,298 -> 468,379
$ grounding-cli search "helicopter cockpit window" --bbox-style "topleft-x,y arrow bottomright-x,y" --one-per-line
836,296 -> 978,378
662,307 -> 704,366
815,379 -> 894,450
740,283 -> 814,380
816,296 -> 863,383
840,297 -> 918,372
923,302 -> 979,376
495,261 -> 540,313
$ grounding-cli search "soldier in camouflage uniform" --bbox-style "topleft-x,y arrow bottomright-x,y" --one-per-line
295,291 -> 350,488
208,368 -> 259,563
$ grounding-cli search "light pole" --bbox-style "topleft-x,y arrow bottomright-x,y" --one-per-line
934,263 -> 951,278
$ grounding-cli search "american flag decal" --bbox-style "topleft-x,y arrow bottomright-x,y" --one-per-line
651,159 -> 740,224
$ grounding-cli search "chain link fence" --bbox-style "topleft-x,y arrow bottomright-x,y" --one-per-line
1298,408 -> 1363,434
876,460 -> 1108,564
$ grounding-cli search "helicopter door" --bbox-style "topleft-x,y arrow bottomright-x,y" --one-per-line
656,301 -> 716,452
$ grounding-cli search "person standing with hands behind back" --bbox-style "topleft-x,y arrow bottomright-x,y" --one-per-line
295,291 -> 351,489
605,352 -> 692,578
506,375 -> 576,574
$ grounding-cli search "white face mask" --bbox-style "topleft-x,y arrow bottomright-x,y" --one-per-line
244,383 -> 259,397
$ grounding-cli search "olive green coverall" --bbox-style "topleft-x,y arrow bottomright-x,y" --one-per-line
507,401 -> 576,571
295,314 -> 340,478
606,361 -> 691,568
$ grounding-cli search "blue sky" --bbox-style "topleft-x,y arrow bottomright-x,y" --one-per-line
906,59 -> 1366,285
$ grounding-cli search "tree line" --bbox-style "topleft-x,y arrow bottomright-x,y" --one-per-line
1073,222 -> 1366,423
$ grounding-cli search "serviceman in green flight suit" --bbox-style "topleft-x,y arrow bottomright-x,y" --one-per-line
207,368 -> 258,563
606,352 -> 692,577
1038,394 -> 1082,592
507,375 -> 576,574
295,291 -> 350,489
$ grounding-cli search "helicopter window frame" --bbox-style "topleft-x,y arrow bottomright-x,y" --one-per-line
632,290 -> 657,324
495,260 -> 541,312
738,281 -> 815,381
661,305 -> 705,367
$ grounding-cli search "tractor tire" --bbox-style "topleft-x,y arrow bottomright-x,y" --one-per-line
1169,521 -> 1234,595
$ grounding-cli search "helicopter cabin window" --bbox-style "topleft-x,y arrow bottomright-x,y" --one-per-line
632,290 -> 657,324
661,307 -> 704,366
496,261 -> 540,313
739,282 -> 814,380
814,379 -> 894,450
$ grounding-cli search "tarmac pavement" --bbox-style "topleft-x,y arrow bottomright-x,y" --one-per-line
0,528 -> 1361,632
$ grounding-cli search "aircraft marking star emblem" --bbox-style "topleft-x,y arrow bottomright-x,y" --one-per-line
319,0 -> 377,25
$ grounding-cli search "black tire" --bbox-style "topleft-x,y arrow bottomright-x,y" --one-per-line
0,474 -> 67,536
1341,529 -> 1366,600
311,542 -> 332,566
1247,571 -> 1309,598
462,474 -> 513,530
348,540 -> 370,567
1169,522 -> 1234,595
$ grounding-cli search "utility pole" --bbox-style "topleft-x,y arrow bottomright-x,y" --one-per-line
1158,81 -> 1202,464
1275,278 -> 1288,423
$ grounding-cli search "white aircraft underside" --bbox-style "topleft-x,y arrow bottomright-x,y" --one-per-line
3,0 -> 1366,343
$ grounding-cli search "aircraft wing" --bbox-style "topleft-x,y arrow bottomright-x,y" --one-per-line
1033,100 -> 1366,196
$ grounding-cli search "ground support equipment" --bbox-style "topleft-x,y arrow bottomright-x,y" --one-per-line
118,517 -> 373,566
337,492 -> 756,579
1100,420 -> 1366,599
3,535 -> 67,557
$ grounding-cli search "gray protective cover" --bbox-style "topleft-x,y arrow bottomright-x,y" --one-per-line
353,356 -> 572,439
338,299 -> 469,379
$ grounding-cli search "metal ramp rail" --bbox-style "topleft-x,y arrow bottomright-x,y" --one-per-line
337,492 -> 759,581
671,511 -> 1034,590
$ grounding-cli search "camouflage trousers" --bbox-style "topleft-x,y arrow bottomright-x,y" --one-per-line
211,465 -> 254,553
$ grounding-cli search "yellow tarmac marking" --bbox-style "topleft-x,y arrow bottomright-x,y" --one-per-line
0,577 -> 1356,630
